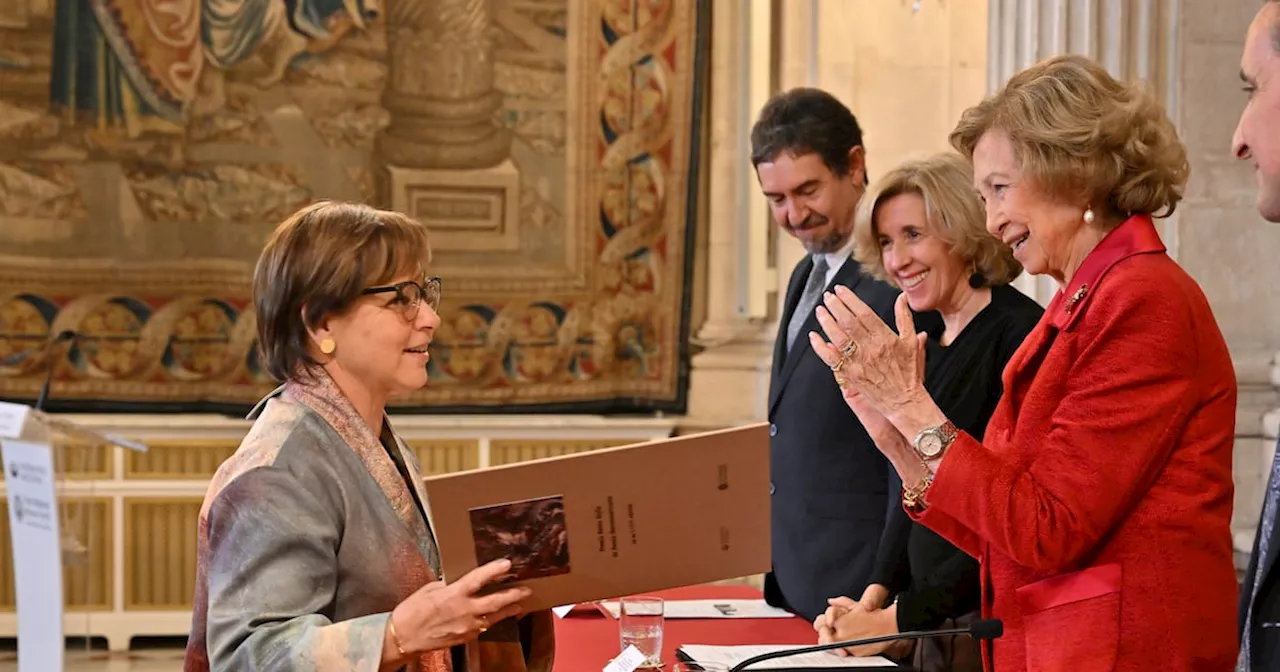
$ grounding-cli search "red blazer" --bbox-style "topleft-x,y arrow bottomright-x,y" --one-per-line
913,215 -> 1238,671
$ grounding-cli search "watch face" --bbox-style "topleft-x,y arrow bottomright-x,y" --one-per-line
919,434 -> 943,457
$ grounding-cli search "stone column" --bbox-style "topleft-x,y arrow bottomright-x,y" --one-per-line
379,0 -> 510,169
772,0 -> 818,326
986,0 -> 1182,306
682,0 -> 779,432
1175,1 -> 1280,567
376,0 -> 520,253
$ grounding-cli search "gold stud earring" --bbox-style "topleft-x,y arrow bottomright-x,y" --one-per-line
1083,208 -> 1095,224
319,338 -> 336,355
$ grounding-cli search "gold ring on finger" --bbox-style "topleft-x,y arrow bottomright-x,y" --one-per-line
831,356 -> 846,372
839,340 -> 858,358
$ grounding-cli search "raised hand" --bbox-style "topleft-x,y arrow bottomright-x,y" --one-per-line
809,289 -> 927,418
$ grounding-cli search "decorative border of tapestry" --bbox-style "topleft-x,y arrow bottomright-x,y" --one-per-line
0,0 -> 708,414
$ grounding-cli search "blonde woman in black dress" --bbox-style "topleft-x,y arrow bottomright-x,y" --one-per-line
813,153 -> 1042,671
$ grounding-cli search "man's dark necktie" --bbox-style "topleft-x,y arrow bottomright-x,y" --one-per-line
785,256 -> 829,352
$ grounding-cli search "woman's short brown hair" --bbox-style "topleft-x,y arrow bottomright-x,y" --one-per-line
853,152 -> 1021,287
949,53 -> 1189,220
253,200 -> 432,382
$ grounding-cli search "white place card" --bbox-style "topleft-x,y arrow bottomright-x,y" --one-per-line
552,604 -> 576,618
603,645 -> 648,672
0,401 -> 30,439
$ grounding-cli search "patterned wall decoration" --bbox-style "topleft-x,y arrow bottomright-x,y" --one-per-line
0,0 -> 708,414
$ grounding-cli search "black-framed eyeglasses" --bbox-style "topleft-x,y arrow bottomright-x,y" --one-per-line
361,276 -> 442,321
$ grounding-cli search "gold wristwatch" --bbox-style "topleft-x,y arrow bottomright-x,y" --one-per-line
912,421 -> 957,461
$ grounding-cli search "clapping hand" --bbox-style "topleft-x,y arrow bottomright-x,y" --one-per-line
808,289 -> 927,418
809,290 -> 926,442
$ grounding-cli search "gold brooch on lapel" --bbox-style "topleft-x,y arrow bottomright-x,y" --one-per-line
1064,284 -> 1089,314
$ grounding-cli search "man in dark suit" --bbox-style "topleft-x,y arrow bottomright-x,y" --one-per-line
751,88 -> 932,623
1235,3 -> 1280,670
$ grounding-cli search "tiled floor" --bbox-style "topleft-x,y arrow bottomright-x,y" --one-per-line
0,648 -> 186,671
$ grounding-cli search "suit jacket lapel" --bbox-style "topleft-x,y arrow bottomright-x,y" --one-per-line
1000,319 -> 1055,415
772,260 -> 810,377
768,258 -> 863,415
1257,446 -> 1280,597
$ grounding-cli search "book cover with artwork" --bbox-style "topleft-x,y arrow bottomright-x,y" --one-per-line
469,495 -> 572,582
420,423 -> 771,612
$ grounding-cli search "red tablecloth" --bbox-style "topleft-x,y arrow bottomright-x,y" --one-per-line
551,585 -> 820,671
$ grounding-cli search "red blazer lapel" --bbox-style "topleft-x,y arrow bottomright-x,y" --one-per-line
997,214 -> 1167,429
995,317 -> 1057,438
1050,214 -> 1167,332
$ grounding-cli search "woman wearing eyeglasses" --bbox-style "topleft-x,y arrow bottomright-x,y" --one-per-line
184,201 -> 553,672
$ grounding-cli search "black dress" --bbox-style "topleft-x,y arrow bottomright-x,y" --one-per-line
869,284 -> 1043,668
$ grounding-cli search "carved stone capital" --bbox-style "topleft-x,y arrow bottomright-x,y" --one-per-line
377,0 -> 511,170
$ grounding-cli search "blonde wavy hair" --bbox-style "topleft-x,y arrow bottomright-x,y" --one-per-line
853,152 -> 1020,287
949,53 -> 1189,221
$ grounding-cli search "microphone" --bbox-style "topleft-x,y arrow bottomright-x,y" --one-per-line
34,330 -> 77,411
7,331 -> 147,452
725,619 -> 1003,672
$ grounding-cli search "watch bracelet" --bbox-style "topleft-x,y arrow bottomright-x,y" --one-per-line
902,460 -> 935,509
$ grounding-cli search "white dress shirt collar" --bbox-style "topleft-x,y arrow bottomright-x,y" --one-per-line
815,234 -> 857,287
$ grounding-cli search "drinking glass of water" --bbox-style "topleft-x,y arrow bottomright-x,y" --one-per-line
619,595 -> 664,668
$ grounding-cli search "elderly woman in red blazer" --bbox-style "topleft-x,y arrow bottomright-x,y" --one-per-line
807,53 -> 1238,671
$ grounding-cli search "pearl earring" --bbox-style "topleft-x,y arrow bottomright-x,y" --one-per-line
319,338 -> 336,355
1083,208 -> 1095,224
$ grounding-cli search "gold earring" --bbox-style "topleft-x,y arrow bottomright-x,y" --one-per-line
319,338 -> 336,355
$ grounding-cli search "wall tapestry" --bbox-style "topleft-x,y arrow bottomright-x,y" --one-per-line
0,0 -> 707,414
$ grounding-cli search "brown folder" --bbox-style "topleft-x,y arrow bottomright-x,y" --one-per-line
420,422 -> 772,612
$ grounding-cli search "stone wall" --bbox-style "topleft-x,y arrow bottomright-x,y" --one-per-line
1175,0 -> 1280,557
